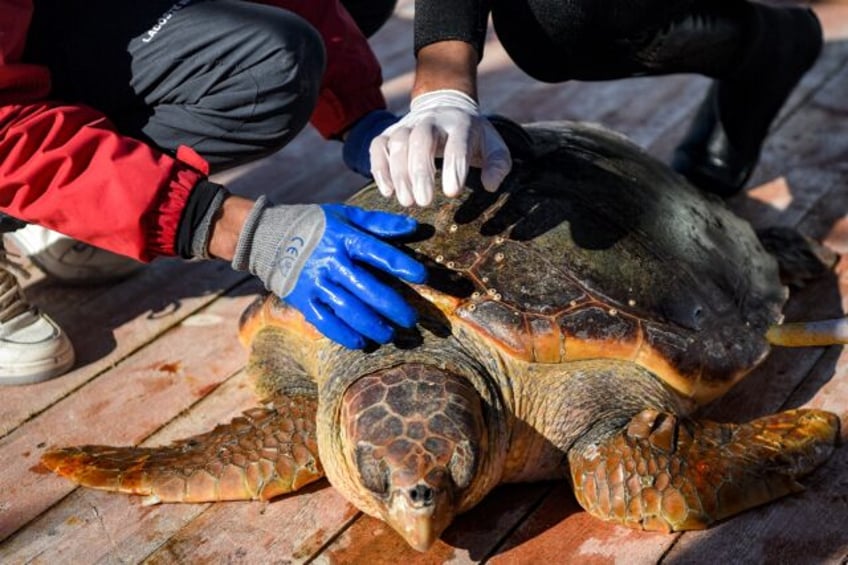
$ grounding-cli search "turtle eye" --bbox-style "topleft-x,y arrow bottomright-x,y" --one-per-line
354,444 -> 390,496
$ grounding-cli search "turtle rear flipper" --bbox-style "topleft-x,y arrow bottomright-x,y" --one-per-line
568,408 -> 838,532
41,393 -> 323,503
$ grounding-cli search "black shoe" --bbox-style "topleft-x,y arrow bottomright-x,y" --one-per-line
672,6 -> 823,197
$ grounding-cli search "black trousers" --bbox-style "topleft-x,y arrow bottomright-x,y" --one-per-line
24,0 -> 394,168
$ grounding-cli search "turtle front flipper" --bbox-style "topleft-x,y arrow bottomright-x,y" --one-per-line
41,393 -> 322,503
568,408 -> 838,532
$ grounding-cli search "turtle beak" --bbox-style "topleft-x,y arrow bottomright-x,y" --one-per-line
386,482 -> 455,552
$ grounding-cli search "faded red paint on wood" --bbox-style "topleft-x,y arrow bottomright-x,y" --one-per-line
492,483 -> 672,564
0,260 -> 251,431
145,486 -> 359,564
322,483 -> 554,563
0,289 -> 255,543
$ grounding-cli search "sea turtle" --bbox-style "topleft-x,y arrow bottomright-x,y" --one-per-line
42,121 -> 842,552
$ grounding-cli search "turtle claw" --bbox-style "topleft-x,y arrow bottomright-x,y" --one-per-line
568,408 -> 839,532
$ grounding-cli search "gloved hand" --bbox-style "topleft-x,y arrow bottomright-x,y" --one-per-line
369,89 -> 512,207
343,110 -> 401,178
231,197 -> 428,349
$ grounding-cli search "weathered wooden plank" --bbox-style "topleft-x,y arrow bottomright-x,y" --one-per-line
490,483 -> 670,565
1,259 -> 250,438
3,306 -> 357,565
144,482 -> 358,565
0,368 -> 258,564
0,287 -> 256,544
316,483 -> 553,564
9,361 -> 368,565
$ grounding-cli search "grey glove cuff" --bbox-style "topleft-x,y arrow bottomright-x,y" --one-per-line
231,196 -> 326,298
188,188 -> 228,260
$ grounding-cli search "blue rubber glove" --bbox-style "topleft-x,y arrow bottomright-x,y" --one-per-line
232,198 -> 427,349
343,110 -> 401,178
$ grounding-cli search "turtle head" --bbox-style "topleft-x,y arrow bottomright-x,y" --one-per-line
340,364 -> 486,552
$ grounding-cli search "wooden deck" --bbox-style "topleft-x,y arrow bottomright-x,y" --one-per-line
3,2 -> 848,563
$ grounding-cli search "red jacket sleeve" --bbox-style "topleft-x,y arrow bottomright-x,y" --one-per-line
253,0 -> 388,138
0,1 -> 208,262
0,102 -> 208,262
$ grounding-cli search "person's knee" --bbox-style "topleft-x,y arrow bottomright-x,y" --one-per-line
187,7 -> 328,167
133,2 -> 329,166
491,0 -> 590,82
238,10 -> 327,146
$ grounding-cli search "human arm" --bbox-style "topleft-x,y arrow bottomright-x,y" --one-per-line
2,1 -> 424,348
369,2 -> 512,206
411,40 -> 478,99
199,193 -> 428,349
0,99 -> 426,349
1,0 -> 392,256
0,96 -> 425,348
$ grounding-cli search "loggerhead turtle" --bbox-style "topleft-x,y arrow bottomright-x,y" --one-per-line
42,120 -> 842,552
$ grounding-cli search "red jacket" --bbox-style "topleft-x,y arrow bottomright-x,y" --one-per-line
0,0 -> 386,261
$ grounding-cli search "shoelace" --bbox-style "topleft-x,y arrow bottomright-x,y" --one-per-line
0,243 -> 33,324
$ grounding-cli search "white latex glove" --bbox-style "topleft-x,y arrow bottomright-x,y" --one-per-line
369,89 -> 512,207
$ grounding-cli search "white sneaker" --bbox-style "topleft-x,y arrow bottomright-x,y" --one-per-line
5,224 -> 143,285
0,252 -> 75,385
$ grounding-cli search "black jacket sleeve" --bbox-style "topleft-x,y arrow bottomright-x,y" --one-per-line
414,0 -> 490,60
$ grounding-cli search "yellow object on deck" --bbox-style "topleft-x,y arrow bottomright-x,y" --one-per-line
766,317 -> 848,346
